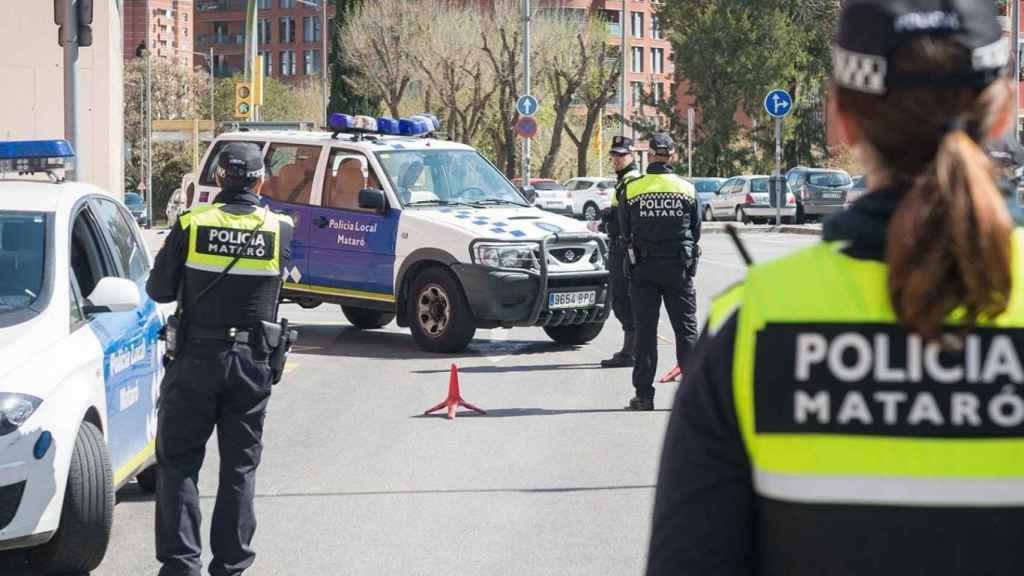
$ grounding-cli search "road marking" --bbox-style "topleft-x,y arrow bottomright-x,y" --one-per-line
700,258 -> 746,270
658,334 -> 674,345
283,363 -> 300,374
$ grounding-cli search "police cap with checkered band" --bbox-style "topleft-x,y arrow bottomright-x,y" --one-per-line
833,0 -> 1009,95
216,142 -> 266,188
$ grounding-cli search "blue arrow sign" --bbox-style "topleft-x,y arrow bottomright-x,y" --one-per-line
516,94 -> 539,117
764,89 -> 793,119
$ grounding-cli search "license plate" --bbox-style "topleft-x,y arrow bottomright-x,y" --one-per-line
822,193 -> 842,199
549,291 -> 597,309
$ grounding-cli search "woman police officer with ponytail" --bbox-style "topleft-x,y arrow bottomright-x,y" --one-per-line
646,1 -> 1024,574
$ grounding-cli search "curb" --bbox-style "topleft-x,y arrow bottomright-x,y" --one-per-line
701,224 -> 822,236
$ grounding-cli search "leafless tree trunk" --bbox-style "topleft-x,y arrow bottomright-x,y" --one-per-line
563,21 -> 621,177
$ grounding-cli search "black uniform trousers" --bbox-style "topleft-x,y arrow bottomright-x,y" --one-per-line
156,339 -> 272,576
608,240 -> 635,333
630,259 -> 699,399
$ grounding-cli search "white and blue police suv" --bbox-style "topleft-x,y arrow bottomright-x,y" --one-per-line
0,141 -> 164,573
189,114 -> 611,352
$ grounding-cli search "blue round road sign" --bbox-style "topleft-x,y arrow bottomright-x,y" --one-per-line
515,116 -> 538,139
516,95 -> 539,117
764,89 -> 793,119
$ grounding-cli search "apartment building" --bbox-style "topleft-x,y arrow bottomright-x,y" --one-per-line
124,0 -> 194,66
193,0 -> 333,81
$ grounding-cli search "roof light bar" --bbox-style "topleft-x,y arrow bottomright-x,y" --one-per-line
329,112 -> 442,138
0,140 -> 75,175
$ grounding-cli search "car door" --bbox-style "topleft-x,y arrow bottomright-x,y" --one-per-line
258,142 -> 321,288
714,179 -> 739,217
305,147 -> 400,302
78,199 -> 161,480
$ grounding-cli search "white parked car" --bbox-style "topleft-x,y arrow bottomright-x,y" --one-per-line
705,175 -> 797,224
164,173 -> 193,225
0,141 -> 164,574
188,114 -> 610,353
564,177 -> 616,221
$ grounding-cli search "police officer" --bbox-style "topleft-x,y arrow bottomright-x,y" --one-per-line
146,142 -> 294,576
599,135 -> 641,368
620,134 -> 700,410
648,2 -> 1024,574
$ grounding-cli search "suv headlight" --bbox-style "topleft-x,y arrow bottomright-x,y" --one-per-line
0,393 -> 42,436
473,243 -> 539,271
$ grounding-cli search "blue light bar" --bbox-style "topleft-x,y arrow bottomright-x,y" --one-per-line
399,117 -> 429,136
377,117 -> 400,135
0,139 -> 75,175
328,113 -> 355,132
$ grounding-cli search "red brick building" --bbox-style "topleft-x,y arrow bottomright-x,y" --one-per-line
192,0 -> 333,81
124,0 -> 194,65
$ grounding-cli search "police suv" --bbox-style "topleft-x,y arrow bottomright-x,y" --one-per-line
0,141 -> 163,573
189,114 -> 610,353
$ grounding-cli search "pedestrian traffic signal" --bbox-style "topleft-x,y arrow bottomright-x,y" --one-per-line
234,83 -> 253,120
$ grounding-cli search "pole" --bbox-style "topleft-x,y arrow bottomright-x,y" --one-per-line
620,3 -> 627,137
145,0 -> 153,228
62,0 -> 82,182
1013,0 -> 1020,143
245,0 -> 258,120
210,47 -> 215,127
774,117 -> 782,226
322,0 -> 329,126
687,107 -> 694,178
522,0 -> 531,184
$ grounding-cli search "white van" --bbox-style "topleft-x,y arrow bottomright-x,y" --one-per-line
188,116 -> 611,353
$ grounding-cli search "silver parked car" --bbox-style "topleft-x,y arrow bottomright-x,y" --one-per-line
705,175 -> 797,224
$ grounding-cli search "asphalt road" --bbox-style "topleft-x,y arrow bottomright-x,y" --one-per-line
2,230 -> 817,576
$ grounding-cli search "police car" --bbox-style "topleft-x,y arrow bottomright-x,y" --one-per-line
190,114 -> 610,352
0,141 -> 163,573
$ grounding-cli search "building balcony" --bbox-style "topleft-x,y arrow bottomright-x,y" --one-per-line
197,34 -> 246,46
196,0 -> 247,13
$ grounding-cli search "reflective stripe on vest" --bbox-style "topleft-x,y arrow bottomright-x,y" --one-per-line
185,204 -> 282,277
611,169 -> 641,208
624,173 -> 695,201
731,232 -> 1024,507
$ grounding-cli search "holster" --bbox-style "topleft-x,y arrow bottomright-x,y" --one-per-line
685,244 -> 702,278
264,318 -> 299,385
159,314 -> 186,366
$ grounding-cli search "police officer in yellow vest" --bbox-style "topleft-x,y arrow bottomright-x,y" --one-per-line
599,135 -> 642,367
647,1 -> 1024,573
147,142 -> 294,576
621,134 -> 700,410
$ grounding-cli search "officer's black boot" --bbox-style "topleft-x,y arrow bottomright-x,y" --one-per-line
601,331 -> 636,368
626,396 -> 655,411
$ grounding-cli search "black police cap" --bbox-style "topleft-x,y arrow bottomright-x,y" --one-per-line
650,133 -> 676,155
610,136 -> 634,155
217,142 -> 266,183
834,0 -> 1007,95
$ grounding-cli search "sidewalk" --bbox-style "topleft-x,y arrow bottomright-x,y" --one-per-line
701,222 -> 822,236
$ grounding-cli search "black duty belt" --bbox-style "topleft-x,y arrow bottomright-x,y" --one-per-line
187,325 -> 258,344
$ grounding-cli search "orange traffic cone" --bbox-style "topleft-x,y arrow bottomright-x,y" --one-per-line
659,365 -> 683,383
423,364 -> 487,420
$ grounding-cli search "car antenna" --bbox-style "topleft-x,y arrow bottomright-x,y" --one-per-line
725,224 -> 754,266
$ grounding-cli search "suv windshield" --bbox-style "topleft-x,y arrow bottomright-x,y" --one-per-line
0,211 -> 48,320
376,149 -> 528,207
807,171 -> 852,187
124,193 -> 144,207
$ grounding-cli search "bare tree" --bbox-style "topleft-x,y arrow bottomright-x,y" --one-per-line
480,0 -> 525,176
563,19 -> 621,178
339,0 -> 421,118
537,18 -> 590,178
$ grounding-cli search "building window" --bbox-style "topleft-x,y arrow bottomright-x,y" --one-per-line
262,51 -> 273,77
258,19 -> 271,44
213,21 -> 229,44
653,82 -> 665,104
303,16 -> 321,43
651,14 -> 661,39
631,46 -> 644,73
632,11 -> 644,38
631,81 -> 643,108
213,53 -> 227,77
258,0 -> 271,8
279,17 -> 295,44
280,50 -> 297,76
304,49 -> 321,75
599,9 -> 621,37
652,48 -> 664,74
280,0 -> 295,8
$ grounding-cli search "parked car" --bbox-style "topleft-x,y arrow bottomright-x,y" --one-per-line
164,173 -> 193,225
705,175 -> 797,224
564,177 -> 616,221
511,178 -> 574,216
846,174 -> 868,207
688,177 -> 726,207
786,167 -> 853,223
123,191 -> 147,227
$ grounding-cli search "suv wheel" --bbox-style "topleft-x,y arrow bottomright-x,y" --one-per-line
736,206 -> 750,225
408,267 -> 476,353
31,422 -> 113,575
703,205 -> 714,222
583,202 -> 600,221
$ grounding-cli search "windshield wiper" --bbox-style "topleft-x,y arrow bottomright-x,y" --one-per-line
404,199 -> 477,208
467,199 -> 530,208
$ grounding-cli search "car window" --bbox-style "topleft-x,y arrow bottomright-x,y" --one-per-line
533,180 -> 565,191
787,172 -> 801,187
70,208 -> 112,300
199,140 -> 262,187
0,211 -> 47,319
69,275 -> 85,327
263,144 -> 322,205
751,179 -> 770,193
91,198 -> 150,282
694,180 -> 721,194
597,181 -> 616,190
321,150 -> 385,211
723,179 -> 741,194
808,171 -> 852,187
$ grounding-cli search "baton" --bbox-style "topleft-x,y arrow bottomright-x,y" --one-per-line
725,224 -> 754,267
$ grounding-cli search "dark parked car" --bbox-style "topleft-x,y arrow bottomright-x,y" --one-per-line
846,175 -> 868,207
124,192 -> 148,227
785,167 -> 853,223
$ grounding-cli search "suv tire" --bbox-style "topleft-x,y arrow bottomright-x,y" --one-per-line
583,202 -> 600,221
408,267 -> 476,353
342,306 -> 395,329
544,322 -> 605,345
31,421 -> 113,575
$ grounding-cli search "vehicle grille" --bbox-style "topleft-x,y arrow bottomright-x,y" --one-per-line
0,481 -> 26,530
535,306 -> 609,327
550,247 -> 585,264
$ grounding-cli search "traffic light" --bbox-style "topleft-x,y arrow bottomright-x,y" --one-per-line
54,0 -> 93,47
234,83 -> 253,120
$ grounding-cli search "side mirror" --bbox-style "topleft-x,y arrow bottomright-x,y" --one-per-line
83,277 -> 141,315
358,187 -> 387,213
521,185 -> 537,204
